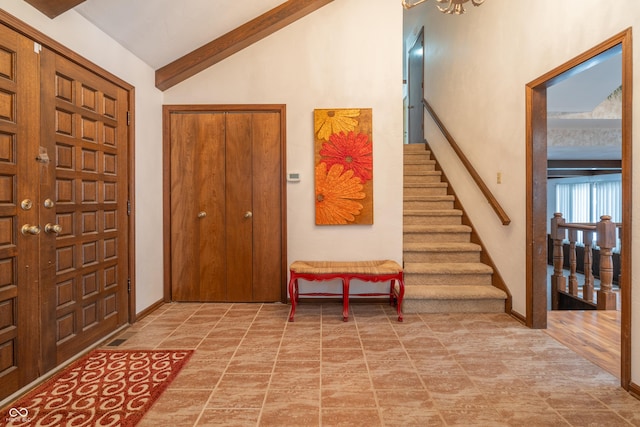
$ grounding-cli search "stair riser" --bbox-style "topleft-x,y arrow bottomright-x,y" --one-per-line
404,216 -> 462,226
403,149 -> 431,156
405,151 -> 432,157
404,163 -> 435,173
403,251 -> 480,263
404,274 -> 493,286
403,174 -> 442,184
403,200 -> 454,210
403,232 -> 471,243
404,187 -> 448,197
401,298 -> 504,313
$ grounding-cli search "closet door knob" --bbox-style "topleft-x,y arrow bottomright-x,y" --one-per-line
244,211 -> 253,218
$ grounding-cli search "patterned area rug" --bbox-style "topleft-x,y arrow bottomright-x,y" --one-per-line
3,349 -> 193,427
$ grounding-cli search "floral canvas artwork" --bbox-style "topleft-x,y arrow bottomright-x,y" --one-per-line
314,108 -> 373,225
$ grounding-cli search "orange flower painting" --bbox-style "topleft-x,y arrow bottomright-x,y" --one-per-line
314,108 -> 373,225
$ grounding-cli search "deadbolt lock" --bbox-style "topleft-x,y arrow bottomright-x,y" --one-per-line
44,199 -> 55,208
21,199 -> 33,210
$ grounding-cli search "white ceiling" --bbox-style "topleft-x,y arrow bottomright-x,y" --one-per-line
547,50 -> 622,114
75,0 -> 287,69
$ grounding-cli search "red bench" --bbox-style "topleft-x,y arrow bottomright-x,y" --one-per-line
287,260 -> 405,322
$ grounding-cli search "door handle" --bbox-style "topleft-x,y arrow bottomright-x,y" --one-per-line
197,211 -> 207,219
45,223 -> 63,234
21,224 -> 41,235
244,211 -> 253,218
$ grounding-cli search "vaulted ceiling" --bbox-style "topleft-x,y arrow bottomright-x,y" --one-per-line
24,0 -> 333,90
23,0 -> 622,173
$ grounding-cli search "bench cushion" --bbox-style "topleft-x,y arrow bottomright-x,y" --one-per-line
290,260 -> 402,275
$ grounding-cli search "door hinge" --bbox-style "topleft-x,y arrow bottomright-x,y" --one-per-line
127,278 -> 131,293
127,200 -> 131,216
126,111 -> 131,126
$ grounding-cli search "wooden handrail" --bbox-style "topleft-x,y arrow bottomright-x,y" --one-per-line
422,99 -> 511,225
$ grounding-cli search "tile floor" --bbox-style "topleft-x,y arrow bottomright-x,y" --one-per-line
105,302 -> 640,426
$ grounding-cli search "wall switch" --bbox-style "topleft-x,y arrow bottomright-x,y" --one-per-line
497,172 -> 502,184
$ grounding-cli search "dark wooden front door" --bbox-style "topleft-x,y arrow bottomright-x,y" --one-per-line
40,50 -> 130,367
0,24 -> 130,400
165,106 -> 285,302
0,23 -> 41,400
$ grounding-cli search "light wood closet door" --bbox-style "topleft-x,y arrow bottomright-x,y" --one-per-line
168,108 -> 284,302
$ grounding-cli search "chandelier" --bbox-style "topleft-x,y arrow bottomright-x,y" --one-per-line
402,0 -> 485,14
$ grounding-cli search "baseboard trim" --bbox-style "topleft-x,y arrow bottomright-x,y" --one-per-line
628,381 -> 640,400
510,309 -> 526,325
135,299 -> 164,322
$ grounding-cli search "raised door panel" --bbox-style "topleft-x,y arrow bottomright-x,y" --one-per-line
0,26 -> 40,400
40,51 -> 129,366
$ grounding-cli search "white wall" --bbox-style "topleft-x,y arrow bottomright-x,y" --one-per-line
404,0 -> 639,385
1,1 -> 165,313
164,0 -> 404,290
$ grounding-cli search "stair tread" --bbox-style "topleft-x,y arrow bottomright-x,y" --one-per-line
404,262 -> 493,274
404,224 -> 472,232
403,170 -> 441,175
403,144 -> 428,151
404,209 -> 462,216
402,284 -> 507,300
403,242 -> 481,251
404,195 -> 455,201
404,183 -> 448,188
404,158 -> 435,164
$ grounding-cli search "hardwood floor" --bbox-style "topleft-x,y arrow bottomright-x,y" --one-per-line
545,308 -> 621,379
545,265 -> 621,379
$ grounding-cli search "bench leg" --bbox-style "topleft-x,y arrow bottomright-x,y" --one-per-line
395,279 -> 405,322
288,275 -> 297,322
342,278 -> 349,322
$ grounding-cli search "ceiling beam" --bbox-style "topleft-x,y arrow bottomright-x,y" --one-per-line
23,0 -> 86,19
547,159 -> 622,170
155,0 -> 334,91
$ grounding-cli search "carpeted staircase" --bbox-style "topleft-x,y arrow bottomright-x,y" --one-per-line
402,143 -> 507,313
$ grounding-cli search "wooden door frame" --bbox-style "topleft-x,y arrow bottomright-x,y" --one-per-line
162,104 -> 288,303
525,29 -> 632,389
0,10 -> 137,323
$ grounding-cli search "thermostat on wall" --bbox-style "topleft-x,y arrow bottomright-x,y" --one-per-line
287,172 -> 301,182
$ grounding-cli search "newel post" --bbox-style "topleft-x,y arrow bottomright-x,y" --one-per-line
596,215 -> 617,310
550,213 -> 566,310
